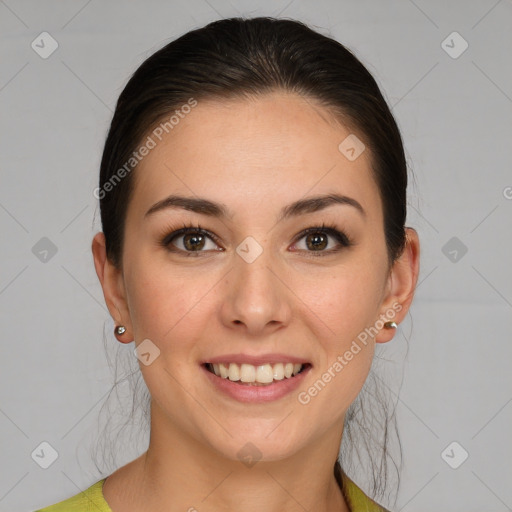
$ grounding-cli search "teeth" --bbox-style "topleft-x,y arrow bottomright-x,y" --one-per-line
228,363 -> 240,381
209,362 -> 304,383
218,363 -> 228,378
240,363 -> 256,383
255,363 -> 274,383
273,363 -> 285,380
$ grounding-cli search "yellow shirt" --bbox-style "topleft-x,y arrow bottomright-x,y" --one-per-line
35,471 -> 391,511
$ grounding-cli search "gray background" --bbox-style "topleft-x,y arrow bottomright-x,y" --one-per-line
1,0 -> 511,510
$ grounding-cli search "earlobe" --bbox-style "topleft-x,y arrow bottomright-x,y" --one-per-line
91,232 -> 133,341
375,227 -> 420,343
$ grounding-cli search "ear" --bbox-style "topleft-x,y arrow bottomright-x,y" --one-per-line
91,232 -> 133,341
375,227 -> 420,343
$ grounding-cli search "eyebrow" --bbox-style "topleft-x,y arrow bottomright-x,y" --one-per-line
144,192 -> 366,221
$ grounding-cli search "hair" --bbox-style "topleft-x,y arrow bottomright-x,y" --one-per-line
92,16 -> 411,508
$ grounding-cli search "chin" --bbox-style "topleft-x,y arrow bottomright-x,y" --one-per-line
202,424 -> 307,465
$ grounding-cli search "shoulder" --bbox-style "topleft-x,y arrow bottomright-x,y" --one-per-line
340,470 -> 392,512
33,478 -> 111,512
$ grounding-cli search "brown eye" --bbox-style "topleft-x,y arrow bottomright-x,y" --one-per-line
305,232 -> 328,251
162,226 -> 221,255
182,232 -> 206,251
292,226 -> 352,255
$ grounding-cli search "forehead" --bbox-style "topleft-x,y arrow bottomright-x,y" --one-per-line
129,91 -> 381,222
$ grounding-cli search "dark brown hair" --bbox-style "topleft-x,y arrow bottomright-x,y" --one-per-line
95,16 -> 409,507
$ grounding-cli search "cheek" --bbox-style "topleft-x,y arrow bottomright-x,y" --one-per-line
291,261 -> 383,408
295,324 -> 375,434
124,257 -> 208,344
295,262 -> 384,345
295,275 -> 377,421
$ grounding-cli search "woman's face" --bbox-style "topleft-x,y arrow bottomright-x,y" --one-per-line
100,91 -> 411,464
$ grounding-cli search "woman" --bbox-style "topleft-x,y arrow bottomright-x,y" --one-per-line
36,16 -> 420,512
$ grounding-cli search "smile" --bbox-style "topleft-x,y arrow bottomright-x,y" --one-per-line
202,361 -> 312,403
205,362 -> 308,385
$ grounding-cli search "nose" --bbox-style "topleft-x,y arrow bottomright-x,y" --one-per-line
220,242 -> 292,337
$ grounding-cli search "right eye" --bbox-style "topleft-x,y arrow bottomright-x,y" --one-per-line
160,223 -> 224,256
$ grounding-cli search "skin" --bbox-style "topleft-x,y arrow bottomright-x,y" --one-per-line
92,90 -> 420,512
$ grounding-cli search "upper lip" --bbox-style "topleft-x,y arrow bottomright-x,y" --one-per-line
203,353 -> 311,366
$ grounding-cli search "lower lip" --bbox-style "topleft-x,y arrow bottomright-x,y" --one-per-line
201,364 -> 312,403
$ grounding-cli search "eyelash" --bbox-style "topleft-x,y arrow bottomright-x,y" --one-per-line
158,221 -> 353,257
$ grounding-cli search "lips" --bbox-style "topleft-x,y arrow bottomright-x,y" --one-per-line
201,361 -> 312,403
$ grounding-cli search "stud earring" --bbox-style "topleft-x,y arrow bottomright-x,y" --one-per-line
384,321 -> 398,329
115,325 -> 126,335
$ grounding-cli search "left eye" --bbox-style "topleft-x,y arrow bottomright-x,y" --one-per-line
292,227 -> 350,253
